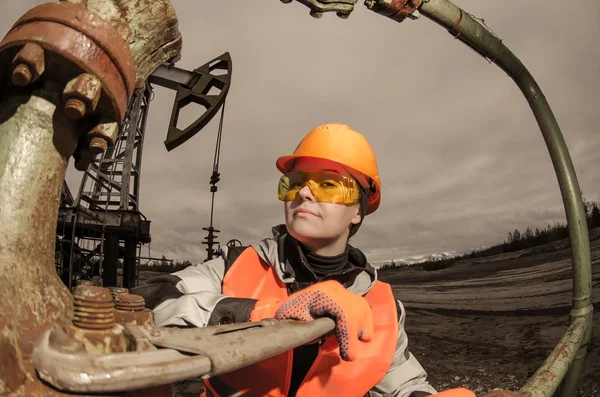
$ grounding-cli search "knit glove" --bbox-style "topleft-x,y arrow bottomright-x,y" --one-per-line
250,280 -> 374,361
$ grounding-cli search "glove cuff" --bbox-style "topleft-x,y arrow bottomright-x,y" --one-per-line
249,297 -> 281,322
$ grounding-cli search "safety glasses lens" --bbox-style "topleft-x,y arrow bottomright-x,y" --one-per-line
277,171 -> 359,205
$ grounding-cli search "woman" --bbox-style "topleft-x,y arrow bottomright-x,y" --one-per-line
137,124 -> 463,397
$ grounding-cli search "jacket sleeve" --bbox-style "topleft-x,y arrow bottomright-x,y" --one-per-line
367,300 -> 438,397
132,254 -> 257,328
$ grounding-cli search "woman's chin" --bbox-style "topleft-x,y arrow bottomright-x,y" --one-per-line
287,222 -> 321,242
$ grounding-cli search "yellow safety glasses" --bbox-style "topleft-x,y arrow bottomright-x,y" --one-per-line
277,170 -> 360,205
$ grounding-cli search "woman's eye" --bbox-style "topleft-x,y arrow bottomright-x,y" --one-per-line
321,181 -> 337,188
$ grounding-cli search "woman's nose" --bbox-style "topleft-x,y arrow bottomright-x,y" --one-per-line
297,185 -> 315,201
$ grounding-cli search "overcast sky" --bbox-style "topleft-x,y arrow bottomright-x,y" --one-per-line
4,1 -> 599,265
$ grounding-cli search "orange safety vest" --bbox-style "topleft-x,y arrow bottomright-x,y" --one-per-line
202,247 -> 399,397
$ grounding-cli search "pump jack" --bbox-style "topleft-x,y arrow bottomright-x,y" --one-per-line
56,54 -> 232,290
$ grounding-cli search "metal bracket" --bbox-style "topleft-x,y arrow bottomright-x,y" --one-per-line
282,0 -> 359,19
148,52 -> 232,151
33,318 -> 335,393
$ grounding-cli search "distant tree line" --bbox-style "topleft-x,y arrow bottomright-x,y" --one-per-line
380,196 -> 600,273
136,197 -> 600,275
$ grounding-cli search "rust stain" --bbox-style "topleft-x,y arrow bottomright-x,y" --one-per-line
72,286 -> 116,330
9,2 -> 136,97
368,0 -> 423,23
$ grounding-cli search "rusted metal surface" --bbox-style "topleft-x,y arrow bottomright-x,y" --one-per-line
32,318 -> 336,393
13,2 -> 136,96
116,293 -> 145,311
0,330 -> 27,394
518,316 -> 589,397
72,286 -> 116,330
0,87 -> 77,397
365,0 -> 423,22
34,328 -> 211,394
109,286 -> 129,302
280,0 -> 359,18
115,294 -> 155,327
63,73 -> 102,120
59,0 -> 183,89
87,118 -> 119,155
11,42 -> 45,86
0,2 -> 135,122
0,0 -> 181,395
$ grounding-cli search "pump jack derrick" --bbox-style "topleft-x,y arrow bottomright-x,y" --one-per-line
56,53 -> 232,290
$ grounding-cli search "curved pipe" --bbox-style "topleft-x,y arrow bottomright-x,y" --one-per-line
365,1 -> 593,396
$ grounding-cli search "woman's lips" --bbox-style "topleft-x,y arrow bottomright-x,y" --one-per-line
294,208 -> 317,216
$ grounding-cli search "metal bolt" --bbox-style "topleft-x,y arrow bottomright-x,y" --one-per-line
116,293 -> 145,312
280,0 -> 293,3
337,11 -> 350,19
364,0 -> 375,9
64,98 -> 87,120
71,286 -> 115,330
89,136 -> 108,154
63,73 -> 102,120
108,286 -> 129,303
12,64 -> 32,86
11,43 -> 45,86
87,118 -> 119,155
310,10 -> 324,18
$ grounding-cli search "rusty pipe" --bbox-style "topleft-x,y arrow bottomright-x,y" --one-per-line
0,81 -> 76,396
0,1 -> 181,395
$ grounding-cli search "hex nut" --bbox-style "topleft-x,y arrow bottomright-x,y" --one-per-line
63,73 -> 102,119
11,43 -> 45,86
88,119 -> 119,155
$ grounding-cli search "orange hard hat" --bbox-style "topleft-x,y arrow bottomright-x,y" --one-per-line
276,123 -> 381,215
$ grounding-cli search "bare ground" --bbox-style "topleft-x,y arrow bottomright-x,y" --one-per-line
382,228 -> 600,396
168,228 -> 600,396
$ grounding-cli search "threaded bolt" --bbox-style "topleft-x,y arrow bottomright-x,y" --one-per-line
72,286 -> 115,330
89,136 -> 108,154
64,97 -> 87,120
12,64 -> 32,86
116,293 -> 145,312
108,286 -> 129,303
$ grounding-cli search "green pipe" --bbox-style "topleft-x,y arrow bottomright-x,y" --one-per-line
416,1 -> 594,396
0,82 -> 76,390
519,317 -> 588,397
366,0 -> 593,396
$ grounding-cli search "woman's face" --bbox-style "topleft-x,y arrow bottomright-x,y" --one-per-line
284,158 -> 362,252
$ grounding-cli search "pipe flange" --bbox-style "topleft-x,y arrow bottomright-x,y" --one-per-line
0,1 -> 136,122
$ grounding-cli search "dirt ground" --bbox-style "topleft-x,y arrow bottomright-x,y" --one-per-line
382,229 -> 600,396
169,229 -> 600,396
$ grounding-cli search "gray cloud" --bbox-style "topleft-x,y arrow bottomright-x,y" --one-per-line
4,0 -> 598,265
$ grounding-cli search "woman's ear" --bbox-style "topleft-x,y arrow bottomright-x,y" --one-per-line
350,205 -> 362,225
